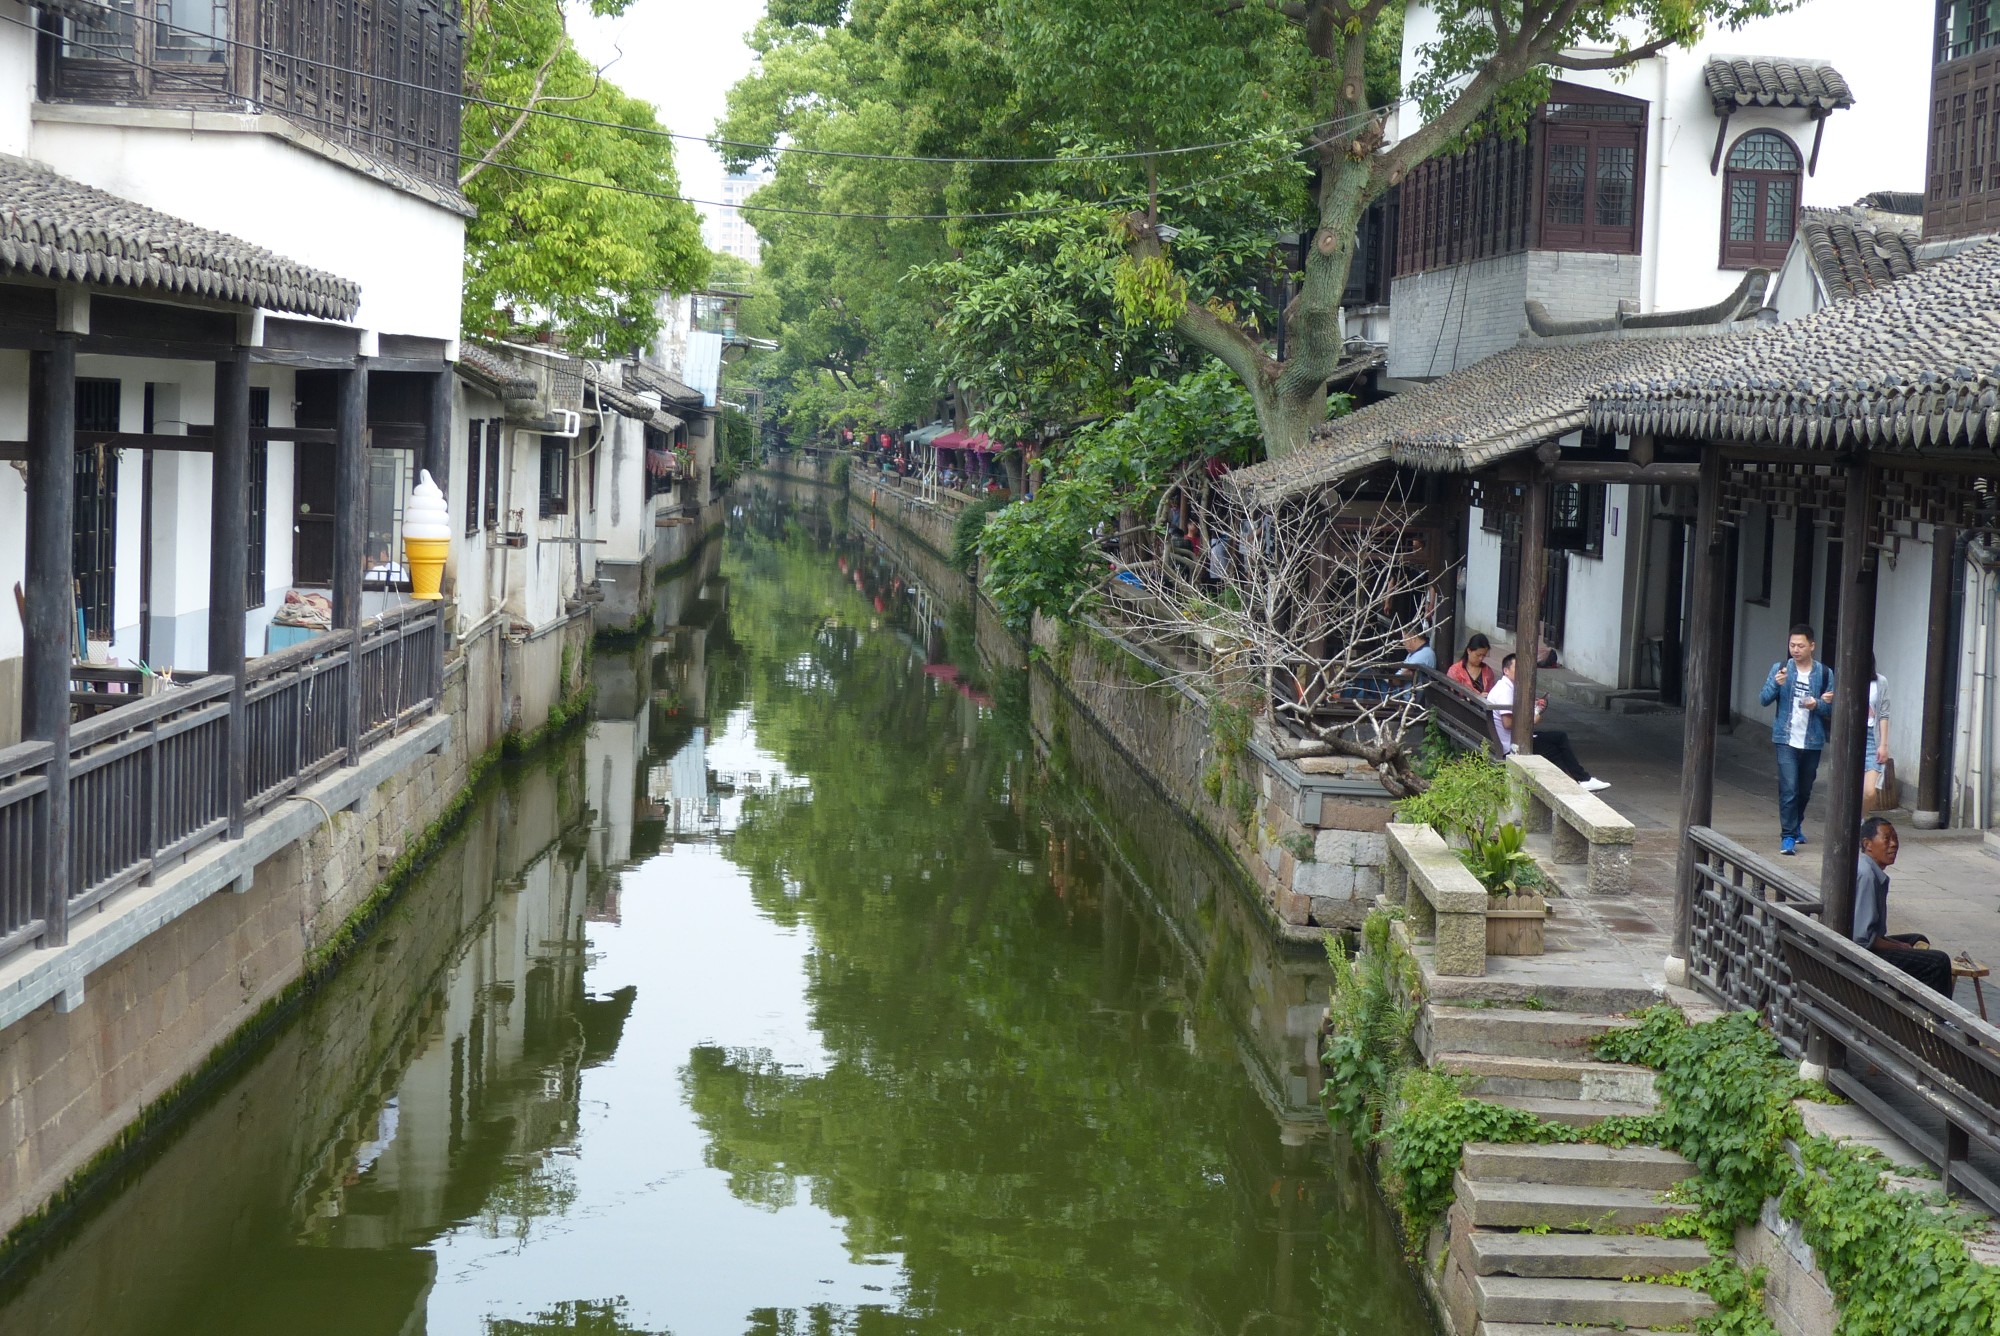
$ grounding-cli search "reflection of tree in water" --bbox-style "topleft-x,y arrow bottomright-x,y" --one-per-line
672,512 -> 1432,1335
485,1297 -> 664,1334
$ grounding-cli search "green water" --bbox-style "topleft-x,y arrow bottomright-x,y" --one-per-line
0,485 -> 1433,1336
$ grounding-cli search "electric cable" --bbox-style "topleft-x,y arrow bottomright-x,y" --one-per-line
8,12 -> 1343,222
32,5 -> 1393,169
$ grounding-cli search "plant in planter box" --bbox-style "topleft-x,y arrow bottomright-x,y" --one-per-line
1394,752 -> 1509,845
1459,824 -> 1544,896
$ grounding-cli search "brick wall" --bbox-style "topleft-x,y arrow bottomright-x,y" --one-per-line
1387,251 -> 1641,378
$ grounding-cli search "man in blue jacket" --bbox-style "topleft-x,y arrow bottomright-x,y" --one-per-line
1759,624 -> 1835,856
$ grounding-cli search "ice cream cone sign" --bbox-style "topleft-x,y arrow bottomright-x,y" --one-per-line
404,470 -> 450,601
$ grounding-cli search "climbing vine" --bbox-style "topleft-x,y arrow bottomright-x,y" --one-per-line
1201,696 -> 1257,825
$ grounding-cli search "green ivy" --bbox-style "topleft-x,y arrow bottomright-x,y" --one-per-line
952,496 -> 1008,574
1378,1066 -> 1577,1239
1321,913 -> 1421,1140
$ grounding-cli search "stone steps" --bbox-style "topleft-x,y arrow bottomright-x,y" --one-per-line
1482,1093 -> 1658,1128
1419,1006 -> 1637,1062
1454,1173 -> 1694,1231
1478,1326 -> 1652,1336
1424,974 -> 1664,1017
1472,1275 -> 1716,1328
1461,1141 -> 1694,1192
1436,1051 -> 1658,1105
1464,1229 -> 1710,1279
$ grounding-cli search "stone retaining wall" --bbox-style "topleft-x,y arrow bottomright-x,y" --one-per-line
0,608 -> 588,1243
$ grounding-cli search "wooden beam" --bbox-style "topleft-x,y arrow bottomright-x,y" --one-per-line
78,333 -> 235,362
1819,461 -> 1879,934
1513,471 -> 1550,755
1673,447 -> 1727,978
209,350 -> 250,838
1549,461 -> 1701,485
249,347 -> 358,370
1915,528 -> 1958,827
423,366 -> 452,490
24,333 -> 74,948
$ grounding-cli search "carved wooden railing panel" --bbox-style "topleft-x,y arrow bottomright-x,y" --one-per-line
1686,826 -> 1823,1056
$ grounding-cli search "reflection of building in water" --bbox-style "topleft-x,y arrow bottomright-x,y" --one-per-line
647,727 -> 720,836
290,770 -> 633,1254
587,712 -> 649,922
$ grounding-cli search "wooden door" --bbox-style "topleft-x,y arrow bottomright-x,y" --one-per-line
293,444 -> 335,586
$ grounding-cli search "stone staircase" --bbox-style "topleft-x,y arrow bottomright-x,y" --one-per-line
1420,1001 -> 1718,1336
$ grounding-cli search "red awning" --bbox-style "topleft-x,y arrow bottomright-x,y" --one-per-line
932,430 -> 972,448
964,432 -> 993,453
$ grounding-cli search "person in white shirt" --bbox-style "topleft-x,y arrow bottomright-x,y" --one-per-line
1488,654 -> 1609,792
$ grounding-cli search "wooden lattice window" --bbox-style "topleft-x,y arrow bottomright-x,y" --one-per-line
465,419 -> 484,536
1538,93 -> 1646,254
248,387 -> 270,605
1549,482 -> 1606,558
484,421 -> 502,530
539,435 -> 569,517
1721,131 -> 1802,269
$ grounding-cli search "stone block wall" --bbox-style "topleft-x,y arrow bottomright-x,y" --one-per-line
0,624 -> 498,1242
1387,250 -> 1641,379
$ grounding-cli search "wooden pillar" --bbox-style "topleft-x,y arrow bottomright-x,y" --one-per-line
335,361 -> 368,759
1914,527 -> 1958,828
24,334 -> 75,947
208,351 -> 250,836
1512,472 -> 1549,755
424,366 -> 452,492
1819,461 -> 1878,934
1672,447 -> 1727,977
1659,515 -> 1687,706
1439,476 -> 1468,659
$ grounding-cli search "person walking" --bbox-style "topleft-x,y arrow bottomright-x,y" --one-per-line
1862,655 -> 1891,810
1759,624 -> 1835,856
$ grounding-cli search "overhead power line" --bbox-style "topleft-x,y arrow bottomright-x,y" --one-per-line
32,5 -> 1391,168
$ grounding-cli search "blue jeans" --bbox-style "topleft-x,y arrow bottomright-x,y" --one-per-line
1776,744 -> 1822,841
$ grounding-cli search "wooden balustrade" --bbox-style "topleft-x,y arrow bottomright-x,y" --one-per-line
1686,824 -> 2000,1213
0,604 -> 444,972
0,741 -> 54,958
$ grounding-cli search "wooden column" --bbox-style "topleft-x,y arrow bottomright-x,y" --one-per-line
335,361 -> 368,759
209,351 -> 250,836
1914,527 -> 1958,828
1818,461 -> 1879,934
1672,447 -> 1727,975
24,334 -> 75,947
1512,472 -> 1549,755
1439,476 -> 1468,659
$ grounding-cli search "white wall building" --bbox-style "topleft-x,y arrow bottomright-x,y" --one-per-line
705,170 -> 769,264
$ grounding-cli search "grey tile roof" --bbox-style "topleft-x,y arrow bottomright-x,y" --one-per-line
1860,191 -> 1924,216
1703,57 -> 1855,114
0,155 -> 359,320
1798,202 -> 1922,303
1225,334 -> 1731,507
623,361 -> 704,408
457,343 -> 537,400
588,372 -> 684,431
1589,239 -> 2000,453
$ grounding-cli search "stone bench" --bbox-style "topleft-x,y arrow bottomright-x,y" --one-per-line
1506,753 -> 1635,896
1384,822 -> 1491,976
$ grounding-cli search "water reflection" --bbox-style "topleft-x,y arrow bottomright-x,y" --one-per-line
0,495 -> 1432,1336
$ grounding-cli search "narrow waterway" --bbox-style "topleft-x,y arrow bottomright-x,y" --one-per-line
0,482 -> 1432,1336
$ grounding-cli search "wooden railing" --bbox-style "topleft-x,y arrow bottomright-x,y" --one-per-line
245,636 -> 355,818
1686,827 -> 1823,1056
0,741 -> 54,959
0,604 -> 445,972
67,677 -> 233,914
1687,825 -> 2000,1213
1415,666 -> 1496,753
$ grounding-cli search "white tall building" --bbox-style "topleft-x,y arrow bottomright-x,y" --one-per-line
706,170 -> 770,263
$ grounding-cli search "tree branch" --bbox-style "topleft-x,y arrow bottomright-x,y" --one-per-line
1212,0 -> 1308,18
1550,36 -> 1675,71
1125,213 -> 1276,390
459,46 -> 562,187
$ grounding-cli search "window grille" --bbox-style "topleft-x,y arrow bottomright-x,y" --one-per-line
73,379 -> 122,639
1549,482 -> 1606,558
539,435 -> 569,517
1940,1 -> 1998,62
484,422 -> 502,529
465,419 -> 483,536
1720,131 -> 1803,268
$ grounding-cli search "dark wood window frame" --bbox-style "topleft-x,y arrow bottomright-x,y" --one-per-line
483,421 -> 502,531
465,418 -> 483,536
74,378 -> 122,640
248,386 -> 269,604
1549,481 -> 1607,559
1719,130 -> 1804,269
1930,2 -> 2000,240
1744,508 -> 1776,606
40,0 -> 464,189
538,434 -> 569,518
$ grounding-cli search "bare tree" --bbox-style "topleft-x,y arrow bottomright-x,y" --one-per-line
1104,475 -> 1449,797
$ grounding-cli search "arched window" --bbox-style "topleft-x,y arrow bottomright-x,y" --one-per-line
1721,131 -> 1803,268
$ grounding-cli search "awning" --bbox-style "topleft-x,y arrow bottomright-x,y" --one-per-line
964,432 -> 994,453
933,430 -> 972,449
907,422 -> 951,446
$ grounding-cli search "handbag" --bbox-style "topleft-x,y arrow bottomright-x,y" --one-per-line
1869,757 -> 1898,812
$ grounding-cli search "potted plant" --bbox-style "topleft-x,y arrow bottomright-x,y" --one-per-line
1395,753 -> 1548,957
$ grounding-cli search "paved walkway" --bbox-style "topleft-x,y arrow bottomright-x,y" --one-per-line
1543,683 -> 2000,1016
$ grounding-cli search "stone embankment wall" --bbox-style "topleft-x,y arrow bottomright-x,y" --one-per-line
0,609 -> 592,1245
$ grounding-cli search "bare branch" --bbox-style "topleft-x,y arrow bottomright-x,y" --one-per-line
1550,36 -> 1674,71
460,45 -> 562,187
1213,0 -> 1308,17
1089,476 -> 1454,797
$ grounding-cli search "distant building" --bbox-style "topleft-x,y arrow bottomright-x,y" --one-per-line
706,170 -> 770,263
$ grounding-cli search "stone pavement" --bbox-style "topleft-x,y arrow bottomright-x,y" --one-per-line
1545,686 -> 2000,1016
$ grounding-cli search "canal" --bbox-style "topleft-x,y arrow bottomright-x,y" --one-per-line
0,481 -> 1432,1336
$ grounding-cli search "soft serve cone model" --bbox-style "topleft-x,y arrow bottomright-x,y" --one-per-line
403,470 -> 450,601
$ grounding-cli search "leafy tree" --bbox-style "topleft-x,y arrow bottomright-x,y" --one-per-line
1067,0 -> 1800,457
460,0 -> 708,354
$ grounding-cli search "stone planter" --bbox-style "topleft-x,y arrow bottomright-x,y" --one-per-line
1485,891 -> 1547,956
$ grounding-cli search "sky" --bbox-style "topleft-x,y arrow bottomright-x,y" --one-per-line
568,0 -> 770,242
